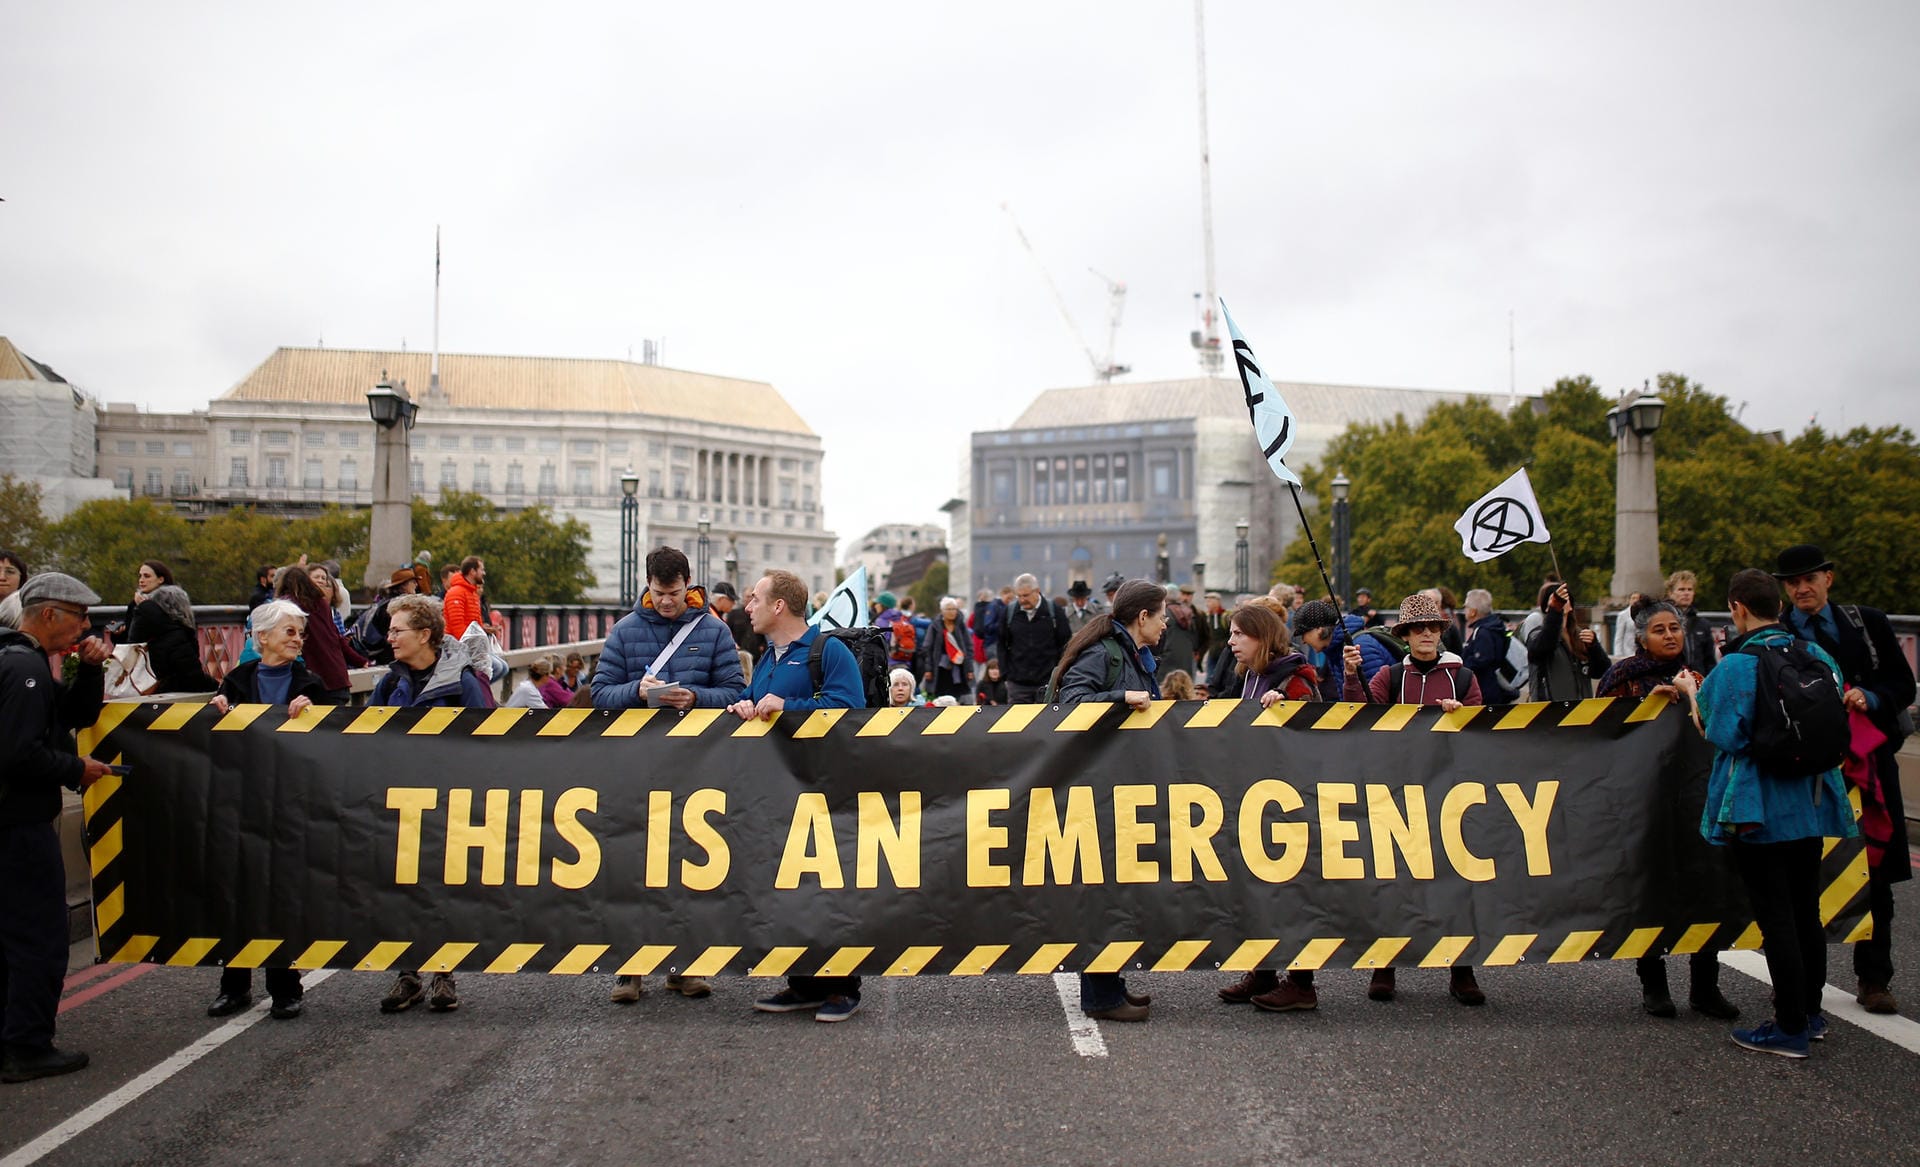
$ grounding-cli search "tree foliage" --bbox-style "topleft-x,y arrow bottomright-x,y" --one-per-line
907,560 -> 950,618
0,474 -> 47,562
1275,374 -> 1920,613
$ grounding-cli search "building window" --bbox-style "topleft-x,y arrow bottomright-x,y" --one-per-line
439,435 -> 461,450
441,460 -> 459,488
339,457 -> 358,490
538,437 -> 561,453
144,468 -> 162,495
802,483 -> 814,506
1150,459 -> 1174,498
1092,454 -> 1109,503
266,456 -> 288,487
173,469 -> 192,492
1010,544 -> 1023,562
813,547 -> 824,564
409,459 -> 425,492
571,440 -> 597,454
671,445 -> 691,463
1112,454 -> 1129,503
229,457 -> 249,487
608,440 -> 629,455
338,432 -> 359,449
115,468 -> 133,489
506,463 -> 524,493
116,439 -> 135,454
784,513 -> 795,529
472,462 -> 491,491
980,545 -> 992,563
229,429 -> 252,445
172,441 -> 194,457
671,469 -> 688,499
471,436 -> 493,452
648,441 -> 664,458
264,431 -> 291,449
991,468 -> 1014,505
304,432 -> 326,447
1053,457 -> 1068,506
648,469 -> 662,497
505,436 -> 526,453
145,440 -> 165,455
1073,456 -> 1089,504
1032,462 -> 1049,506
572,463 -> 593,493
763,543 -> 774,559
538,463 -> 557,494
304,458 -> 324,488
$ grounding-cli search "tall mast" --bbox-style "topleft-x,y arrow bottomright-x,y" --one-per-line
430,225 -> 442,398
1192,0 -> 1223,376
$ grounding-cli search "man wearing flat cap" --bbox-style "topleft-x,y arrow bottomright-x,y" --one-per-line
0,573 -> 113,1082
1774,544 -> 1916,1014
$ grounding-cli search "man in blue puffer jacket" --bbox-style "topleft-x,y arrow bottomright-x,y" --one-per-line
595,546 -> 745,713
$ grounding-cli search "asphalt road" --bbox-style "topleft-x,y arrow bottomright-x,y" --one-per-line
6,880 -> 1919,1167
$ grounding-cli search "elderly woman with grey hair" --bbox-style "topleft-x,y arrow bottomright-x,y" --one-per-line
918,596 -> 975,704
1460,587 -> 1519,702
205,598 -> 336,1021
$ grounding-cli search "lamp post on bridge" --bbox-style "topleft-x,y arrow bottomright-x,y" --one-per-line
363,376 -> 416,591
1155,533 -> 1170,584
697,514 -> 712,589
1607,387 -> 1666,603
1331,470 -> 1352,607
618,469 -> 639,607
1234,519 -> 1249,595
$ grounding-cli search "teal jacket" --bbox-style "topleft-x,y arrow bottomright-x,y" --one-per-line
1697,625 -> 1858,845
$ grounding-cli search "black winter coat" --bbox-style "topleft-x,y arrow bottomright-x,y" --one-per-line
217,659 -> 332,708
0,629 -> 105,826
126,597 -> 216,693
999,599 -> 1072,686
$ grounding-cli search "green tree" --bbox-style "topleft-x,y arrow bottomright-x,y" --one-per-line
0,473 -> 47,563
410,491 -> 594,603
907,560 -> 950,618
41,499 -> 193,603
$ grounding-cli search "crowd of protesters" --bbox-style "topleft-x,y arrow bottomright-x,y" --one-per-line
0,534 -> 1911,1079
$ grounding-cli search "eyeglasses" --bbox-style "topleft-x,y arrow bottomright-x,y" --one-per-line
390,623 -> 423,634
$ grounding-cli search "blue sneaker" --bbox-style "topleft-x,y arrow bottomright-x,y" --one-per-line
815,995 -> 861,1023
753,988 -> 827,1013
1806,1013 -> 1828,1042
1731,1019 -> 1810,1059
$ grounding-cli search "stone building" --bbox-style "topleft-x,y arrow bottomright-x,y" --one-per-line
92,346 -> 838,599
840,522 -> 944,590
952,375 -> 1493,598
0,337 -> 121,517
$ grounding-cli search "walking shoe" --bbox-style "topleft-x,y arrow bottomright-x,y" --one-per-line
1731,1019 -> 1810,1059
666,974 -> 712,998
207,992 -> 254,1018
1368,968 -> 1396,1002
1125,989 -> 1152,1007
610,975 -> 644,1004
1806,1013 -> 1829,1042
1083,1001 -> 1149,1022
815,995 -> 861,1022
1689,989 -> 1740,1020
1641,989 -> 1677,1018
1219,970 -> 1281,1004
427,973 -> 459,1012
379,972 -> 425,1013
1251,979 -> 1318,1012
1857,981 -> 1898,1015
269,998 -> 303,1021
754,988 -> 827,1013
1,1045 -> 89,1084
1449,969 -> 1486,1007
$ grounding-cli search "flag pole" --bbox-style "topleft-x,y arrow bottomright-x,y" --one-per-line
1287,484 -> 1347,627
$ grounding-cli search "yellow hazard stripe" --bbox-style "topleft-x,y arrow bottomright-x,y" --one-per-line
1119,700 -> 1176,730
1220,939 -> 1280,971
95,885 -> 124,934
680,945 -> 739,977
345,707 -> 401,734
1182,699 -> 1240,728
167,938 -> 221,966
601,708 -> 656,736
277,704 -> 334,732
145,701 -> 203,732
227,939 -> 283,969
1432,706 -> 1480,732
486,943 -> 546,974
409,707 -> 463,736
951,944 -> 1009,975
420,942 -> 478,973
617,945 -> 676,976
1020,943 -> 1078,974
1548,931 -> 1605,963
989,705 -> 1046,733
886,946 -> 944,976
1054,703 -> 1111,733
748,947 -> 807,977
816,946 -> 874,977
1556,699 -> 1612,727
78,702 -> 138,756
537,708 -> 595,737
552,943 -> 613,975
1370,705 -> 1419,732
1669,923 -> 1721,955
1844,913 -> 1874,943
856,707 -> 914,737
1821,849 -> 1870,924
1287,938 -> 1343,970
212,703 -> 272,732
1084,940 -> 1142,974
1310,703 -> 1365,731
109,935 -> 158,964
1492,703 -> 1548,730
1417,935 -> 1474,968
1152,940 -> 1210,972
793,710 -> 847,739
1624,694 -> 1669,723
1612,927 -> 1664,960
1252,701 -> 1309,728
922,705 -> 980,735
1355,937 -> 1410,969
666,708 -> 724,737
356,941 -> 412,971
83,771 -> 122,820
291,940 -> 348,969
89,821 -> 122,876
474,708 -> 530,736
1484,933 -> 1536,966
1730,922 -> 1762,950
732,714 -> 778,738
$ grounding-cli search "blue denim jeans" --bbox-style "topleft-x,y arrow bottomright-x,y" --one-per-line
1079,971 -> 1129,1011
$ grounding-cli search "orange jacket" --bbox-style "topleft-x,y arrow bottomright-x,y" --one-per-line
443,573 -> 482,640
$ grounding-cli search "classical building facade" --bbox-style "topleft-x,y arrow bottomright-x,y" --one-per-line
952,376 -> 1496,598
93,347 -> 838,599
840,522 -> 945,591
0,337 -> 121,518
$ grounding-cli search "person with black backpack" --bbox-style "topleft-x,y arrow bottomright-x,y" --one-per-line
1774,543 -> 1916,1016
1673,568 -> 1857,1059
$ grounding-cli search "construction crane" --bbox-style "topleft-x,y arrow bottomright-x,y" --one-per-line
1002,203 -> 1130,383
1190,0 -> 1224,375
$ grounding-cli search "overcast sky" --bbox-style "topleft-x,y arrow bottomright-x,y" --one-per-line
5,1 -> 1916,558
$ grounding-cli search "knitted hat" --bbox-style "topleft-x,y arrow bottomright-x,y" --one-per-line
1290,599 -> 1340,637
876,591 -> 898,609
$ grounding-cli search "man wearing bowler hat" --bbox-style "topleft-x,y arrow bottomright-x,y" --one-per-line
1774,543 -> 1915,1014
1062,579 -> 1105,634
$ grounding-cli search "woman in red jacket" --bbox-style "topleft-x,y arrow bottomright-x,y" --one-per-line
276,565 -> 365,703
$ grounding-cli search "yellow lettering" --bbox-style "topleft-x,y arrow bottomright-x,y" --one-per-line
551,787 -> 601,890
645,790 -> 672,888
774,792 -> 844,889
1366,784 -> 1434,880
1498,781 -> 1558,876
1022,787 -> 1104,886
386,787 -> 438,885
1317,782 -> 1364,880
1240,779 -> 1308,884
967,788 -> 1012,888
854,791 -> 921,889
514,789 -> 543,887
680,788 -> 730,891
1440,782 -> 1496,882
1167,784 -> 1227,883
444,789 -> 509,886
1112,785 -> 1160,884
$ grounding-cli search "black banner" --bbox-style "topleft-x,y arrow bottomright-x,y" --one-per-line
79,696 -> 1871,978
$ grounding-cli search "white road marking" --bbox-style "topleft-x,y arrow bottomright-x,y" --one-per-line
1,970 -> 337,1167
1052,972 -> 1108,1058
1719,950 -> 1920,1055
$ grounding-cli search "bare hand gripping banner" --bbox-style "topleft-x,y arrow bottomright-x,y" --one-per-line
77,697 -> 1872,979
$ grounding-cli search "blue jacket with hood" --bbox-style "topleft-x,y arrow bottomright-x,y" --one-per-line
594,589 -> 745,709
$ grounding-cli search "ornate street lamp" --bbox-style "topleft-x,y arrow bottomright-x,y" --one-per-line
619,468 -> 640,607
1607,385 -> 1666,601
362,375 -> 415,589
1331,470 -> 1352,607
697,514 -> 712,589
1234,518 -> 1250,594
1155,532 -> 1170,584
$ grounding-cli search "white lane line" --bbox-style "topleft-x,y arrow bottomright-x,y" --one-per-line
1052,972 -> 1108,1058
1,970 -> 337,1167
1719,951 -> 1920,1055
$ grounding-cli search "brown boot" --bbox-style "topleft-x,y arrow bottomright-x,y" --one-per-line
1449,967 -> 1486,1007
1368,968 -> 1396,1002
1858,981 -> 1899,1015
1251,978 -> 1318,1012
1218,969 -> 1281,1004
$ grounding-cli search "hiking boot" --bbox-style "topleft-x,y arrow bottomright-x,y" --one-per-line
1689,989 -> 1739,1020
1368,968 -> 1396,1002
610,975 -> 644,1004
1731,1019 -> 1810,1059
380,972 -> 424,1013
754,988 -> 827,1013
666,974 -> 712,998
1084,1001 -> 1149,1022
815,995 -> 861,1022
1857,981 -> 1898,1015
1251,979 -> 1318,1012
1641,989 -> 1677,1018
1449,968 -> 1486,1006
1219,970 -> 1281,1004
427,973 -> 459,1012
1,1045 -> 89,1084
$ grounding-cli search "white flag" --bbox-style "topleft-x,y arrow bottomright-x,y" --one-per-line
810,565 -> 870,629
1453,468 -> 1552,563
1221,299 -> 1300,486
